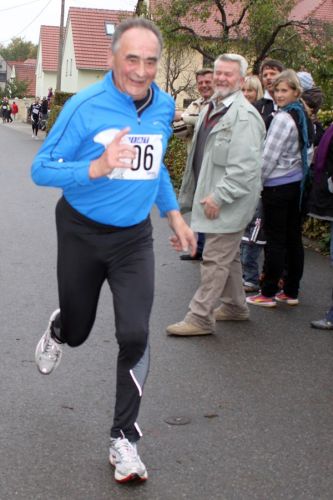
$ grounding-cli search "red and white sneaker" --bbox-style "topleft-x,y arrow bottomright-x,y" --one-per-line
109,437 -> 148,483
246,293 -> 276,308
275,291 -> 299,305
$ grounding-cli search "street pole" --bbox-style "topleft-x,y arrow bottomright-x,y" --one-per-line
56,0 -> 65,91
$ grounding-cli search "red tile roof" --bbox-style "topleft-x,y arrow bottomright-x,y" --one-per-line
10,60 -> 36,96
145,0 -> 333,39
24,58 -> 37,65
290,0 -> 333,22
147,0 -> 246,38
68,7 -> 133,70
40,25 -> 60,72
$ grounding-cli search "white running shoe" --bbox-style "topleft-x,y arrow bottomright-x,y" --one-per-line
35,309 -> 63,375
109,437 -> 148,483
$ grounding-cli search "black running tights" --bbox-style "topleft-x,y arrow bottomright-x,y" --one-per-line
55,197 -> 154,442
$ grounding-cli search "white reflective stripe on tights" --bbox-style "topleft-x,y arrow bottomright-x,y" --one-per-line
130,369 -> 142,397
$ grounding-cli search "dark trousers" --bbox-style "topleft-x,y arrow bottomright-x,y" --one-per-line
261,182 -> 304,298
55,197 -> 154,441
197,232 -> 205,254
32,118 -> 39,135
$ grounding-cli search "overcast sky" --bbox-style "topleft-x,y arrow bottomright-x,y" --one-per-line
0,0 -> 138,46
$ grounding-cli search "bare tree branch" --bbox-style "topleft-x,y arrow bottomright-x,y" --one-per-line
252,19 -> 311,73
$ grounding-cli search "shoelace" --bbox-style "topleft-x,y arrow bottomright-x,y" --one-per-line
44,336 -> 59,359
114,440 -> 138,464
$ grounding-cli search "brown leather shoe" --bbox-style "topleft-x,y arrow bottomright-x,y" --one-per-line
166,321 -> 213,336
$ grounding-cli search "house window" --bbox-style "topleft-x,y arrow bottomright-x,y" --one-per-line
105,23 -> 115,36
183,98 -> 194,108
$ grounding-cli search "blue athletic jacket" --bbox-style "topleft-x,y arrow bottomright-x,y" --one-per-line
31,72 -> 179,226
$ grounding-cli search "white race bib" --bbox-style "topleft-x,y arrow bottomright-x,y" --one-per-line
94,129 -> 163,180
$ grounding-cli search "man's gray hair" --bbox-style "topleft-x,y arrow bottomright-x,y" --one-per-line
112,17 -> 163,56
214,53 -> 248,77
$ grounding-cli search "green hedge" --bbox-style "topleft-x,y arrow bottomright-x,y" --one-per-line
317,109 -> 333,128
54,91 -> 74,106
46,92 -> 74,133
164,136 -> 187,191
303,217 -> 330,254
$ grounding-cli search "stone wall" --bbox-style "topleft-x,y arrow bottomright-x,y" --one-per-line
9,98 -> 34,122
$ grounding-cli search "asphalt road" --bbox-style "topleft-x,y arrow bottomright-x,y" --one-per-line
0,121 -> 332,500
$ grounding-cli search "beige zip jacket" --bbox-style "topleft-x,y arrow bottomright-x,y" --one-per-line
178,90 -> 265,234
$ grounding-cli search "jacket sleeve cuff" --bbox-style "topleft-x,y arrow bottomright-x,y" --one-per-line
73,161 -> 94,186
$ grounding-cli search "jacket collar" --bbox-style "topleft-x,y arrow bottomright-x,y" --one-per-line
197,90 -> 245,131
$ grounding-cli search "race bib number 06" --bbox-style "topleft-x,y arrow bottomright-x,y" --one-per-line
94,129 -> 163,180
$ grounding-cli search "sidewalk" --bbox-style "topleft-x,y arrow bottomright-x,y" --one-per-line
1,119 -> 46,140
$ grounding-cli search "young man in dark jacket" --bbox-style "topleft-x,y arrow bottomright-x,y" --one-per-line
254,59 -> 285,128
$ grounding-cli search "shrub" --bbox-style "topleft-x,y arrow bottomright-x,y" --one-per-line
164,136 -> 187,191
53,91 -> 74,106
317,109 -> 333,128
46,91 -> 74,133
303,217 -> 330,254
46,105 -> 62,133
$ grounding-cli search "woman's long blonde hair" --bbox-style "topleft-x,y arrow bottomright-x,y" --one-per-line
272,69 -> 302,97
243,75 -> 264,100
273,69 -> 311,115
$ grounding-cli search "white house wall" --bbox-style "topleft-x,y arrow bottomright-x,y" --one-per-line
36,42 -> 57,98
35,43 -> 42,97
61,21 -> 79,93
41,72 -> 57,98
77,69 -> 106,91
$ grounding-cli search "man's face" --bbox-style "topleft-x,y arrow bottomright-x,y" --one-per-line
196,73 -> 214,100
213,60 -> 244,98
261,67 -> 281,94
109,27 -> 160,100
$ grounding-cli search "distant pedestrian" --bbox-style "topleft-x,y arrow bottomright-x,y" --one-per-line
6,103 -> 13,122
11,101 -> 19,120
47,87 -> 53,107
30,98 -> 41,139
1,98 -> 9,123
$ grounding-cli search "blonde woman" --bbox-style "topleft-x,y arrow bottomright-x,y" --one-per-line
242,75 -> 263,104
240,75 -> 265,293
247,69 -> 312,307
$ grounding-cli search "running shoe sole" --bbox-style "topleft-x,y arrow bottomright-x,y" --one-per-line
246,297 -> 276,308
109,456 -> 148,483
275,296 -> 299,305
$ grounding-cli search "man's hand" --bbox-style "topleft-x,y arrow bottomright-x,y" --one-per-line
167,210 -> 197,256
200,195 -> 220,220
89,127 -> 137,179
174,110 -> 183,121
